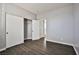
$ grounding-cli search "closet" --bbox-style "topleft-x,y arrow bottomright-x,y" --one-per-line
24,18 -> 32,40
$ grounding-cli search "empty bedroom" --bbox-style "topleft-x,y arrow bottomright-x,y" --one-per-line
0,3 -> 79,55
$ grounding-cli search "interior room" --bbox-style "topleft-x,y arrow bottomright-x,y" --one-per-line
0,3 -> 79,55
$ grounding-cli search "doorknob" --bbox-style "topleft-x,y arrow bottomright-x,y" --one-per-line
6,32 -> 8,34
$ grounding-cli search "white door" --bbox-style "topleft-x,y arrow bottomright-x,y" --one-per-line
32,20 -> 40,40
6,13 -> 24,48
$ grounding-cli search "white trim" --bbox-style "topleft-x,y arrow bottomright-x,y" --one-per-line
0,48 -> 6,52
24,38 -> 32,39
32,38 -> 40,40
46,39 -> 74,47
73,46 -> 79,55
46,39 -> 79,54
6,41 -> 24,49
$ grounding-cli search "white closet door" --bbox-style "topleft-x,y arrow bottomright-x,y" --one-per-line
6,13 -> 24,48
32,20 -> 40,40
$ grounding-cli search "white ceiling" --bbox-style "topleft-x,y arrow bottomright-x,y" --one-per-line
15,3 -> 71,14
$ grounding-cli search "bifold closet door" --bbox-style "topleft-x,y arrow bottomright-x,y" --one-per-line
6,13 -> 24,48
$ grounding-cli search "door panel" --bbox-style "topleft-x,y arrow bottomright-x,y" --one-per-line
6,13 -> 24,48
32,20 -> 39,40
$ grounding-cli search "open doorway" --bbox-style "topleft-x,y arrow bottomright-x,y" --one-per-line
24,18 -> 32,40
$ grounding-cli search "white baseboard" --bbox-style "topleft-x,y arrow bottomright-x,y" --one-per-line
46,39 -> 79,54
6,41 -> 24,49
73,46 -> 79,55
46,39 -> 73,46
32,37 -> 40,40
24,38 -> 32,40
0,48 -> 6,52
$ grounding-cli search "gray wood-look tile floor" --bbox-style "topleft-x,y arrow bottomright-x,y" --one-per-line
0,38 -> 76,55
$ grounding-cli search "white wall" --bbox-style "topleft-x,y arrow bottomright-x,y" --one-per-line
0,3 -> 36,51
39,19 -> 44,38
47,6 -> 74,45
0,4 -> 2,49
37,4 -> 74,45
73,3 -> 79,54
0,4 -> 6,51
5,4 -> 36,20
